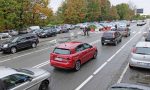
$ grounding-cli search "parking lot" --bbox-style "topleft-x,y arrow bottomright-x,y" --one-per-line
0,20 -> 149,90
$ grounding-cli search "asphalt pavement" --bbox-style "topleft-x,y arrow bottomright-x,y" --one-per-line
0,23 -> 150,90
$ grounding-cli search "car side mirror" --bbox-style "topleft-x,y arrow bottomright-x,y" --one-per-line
28,77 -> 33,82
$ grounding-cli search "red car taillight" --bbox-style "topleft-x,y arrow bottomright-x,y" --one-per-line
132,47 -> 136,53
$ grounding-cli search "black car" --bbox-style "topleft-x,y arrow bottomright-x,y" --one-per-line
145,32 -> 150,41
101,31 -> 122,46
38,28 -> 57,38
29,29 -> 43,36
0,34 -> 39,54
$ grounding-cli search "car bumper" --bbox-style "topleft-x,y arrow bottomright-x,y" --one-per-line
102,40 -> 115,44
50,60 -> 74,69
129,58 -> 150,69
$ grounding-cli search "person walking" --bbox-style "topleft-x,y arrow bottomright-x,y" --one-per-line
83,27 -> 87,36
86,26 -> 90,36
0,79 -> 6,90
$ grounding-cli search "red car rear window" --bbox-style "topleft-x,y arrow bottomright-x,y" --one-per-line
53,48 -> 71,55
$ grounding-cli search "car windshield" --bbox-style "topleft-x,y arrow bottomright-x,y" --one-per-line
136,47 -> 150,55
103,33 -> 113,37
8,37 -> 19,43
53,48 -> 71,54
15,69 -> 34,75
43,30 -> 49,33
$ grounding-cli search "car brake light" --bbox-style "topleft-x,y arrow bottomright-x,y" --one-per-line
132,48 -> 136,53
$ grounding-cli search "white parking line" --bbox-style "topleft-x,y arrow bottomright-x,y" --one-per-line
75,75 -> 93,90
117,64 -> 129,83
75,28 -> 142,90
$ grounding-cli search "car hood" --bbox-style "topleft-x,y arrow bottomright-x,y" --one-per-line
25,68 -> 50,77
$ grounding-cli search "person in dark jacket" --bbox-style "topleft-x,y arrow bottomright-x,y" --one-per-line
0,79 -> 6,90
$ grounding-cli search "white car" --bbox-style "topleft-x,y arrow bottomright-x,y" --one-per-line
129,42 -> 150,69
0,66 -> 51,90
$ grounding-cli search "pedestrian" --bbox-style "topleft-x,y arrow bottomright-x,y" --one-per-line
115,24 -> 117,30
83,27 -> 86,36
86,26 -> 90,36
0,79 -> 6,90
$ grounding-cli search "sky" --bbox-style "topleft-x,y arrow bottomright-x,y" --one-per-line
49,0 -> 150,15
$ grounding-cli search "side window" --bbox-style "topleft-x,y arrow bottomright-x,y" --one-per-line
19,37 -> 26,41
2,74 -> 30,89
83,43 -> 92,49
76,44 -> 85,52
26,36 -> 31,40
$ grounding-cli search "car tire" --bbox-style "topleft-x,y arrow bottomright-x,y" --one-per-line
101,42 -> 104,46
74,60 -> 81,71
32,43 -> 37,48
120,39 -> 122,42
114,41 -> 117,46
10,47 -> 17,54
129,64 -> 134,69
39,80 -> 49,90
93,51 -> 97,59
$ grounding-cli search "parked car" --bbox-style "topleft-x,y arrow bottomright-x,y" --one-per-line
27,26 -> 40,33
145,32 -> 150,41
101,31 -> 122,46
0,66 -> 51,90
60,25 -> 69,33
108,83 -> 150,90
0,34 -> 39,54
129,42 -> 150,69
3,30 -> 18,36
29,29 -> 43,36
50,42 -> 97,71
137,21 -> 145,26
116,27 -> 130,37
0,33 -> 11,40
38,28 -> 57,38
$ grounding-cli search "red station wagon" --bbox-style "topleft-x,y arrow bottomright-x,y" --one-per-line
50,42 -> 97,71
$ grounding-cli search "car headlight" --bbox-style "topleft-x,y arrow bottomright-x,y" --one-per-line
3,44 -> 8,48
42,33 -> 46,35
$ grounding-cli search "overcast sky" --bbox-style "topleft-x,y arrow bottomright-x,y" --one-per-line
49,0 -> 150,15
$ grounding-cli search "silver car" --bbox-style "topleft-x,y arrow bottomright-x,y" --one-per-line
0,66 -> 51,90
129,42 -> 150,69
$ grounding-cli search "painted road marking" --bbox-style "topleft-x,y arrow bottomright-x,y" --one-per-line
74,25 -> 145,90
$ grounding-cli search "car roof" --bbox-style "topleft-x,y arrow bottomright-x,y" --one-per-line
0,66 -> 18,78
56,42 -> 82,50
136,42 -> 150,47
103,31 -> 116,34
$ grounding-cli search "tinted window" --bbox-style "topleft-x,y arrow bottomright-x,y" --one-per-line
54,48 -> 71,54
83,43 -> 92,49
103,33 -> 113,37
76,44 -> 85,52
135,47 -> 150,55
2,74 -> 30,89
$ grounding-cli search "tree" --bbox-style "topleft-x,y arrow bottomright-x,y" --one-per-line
116,3 -> 135,20
100,0 -> 111,20
86,0 -> 101,22
57,0 -> 87,24
109,6 -> 119,20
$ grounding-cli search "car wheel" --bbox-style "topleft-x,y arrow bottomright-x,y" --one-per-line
74,61 -> 81,71
39,80 -> 49,90
120,39 -> 122,42
101,42 -> 104,46
93,51 -> 97,59
32,43 -> 37,48
114,41 -> 117,46
10,47 -> 17,54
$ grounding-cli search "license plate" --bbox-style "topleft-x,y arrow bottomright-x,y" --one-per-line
105,40 -> 110,41
55,58 -> 62,61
